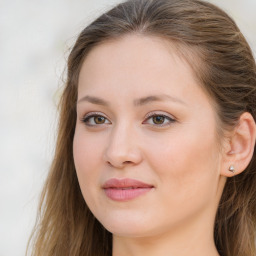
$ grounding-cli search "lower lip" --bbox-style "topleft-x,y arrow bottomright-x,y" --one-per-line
104,187 -> 153,201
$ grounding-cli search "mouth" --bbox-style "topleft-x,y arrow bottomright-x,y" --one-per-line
102,178 -> 154,201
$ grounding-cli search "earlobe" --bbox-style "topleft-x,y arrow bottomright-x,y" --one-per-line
221,112 -> 256,177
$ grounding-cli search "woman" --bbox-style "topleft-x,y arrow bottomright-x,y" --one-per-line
27,0 -> 256,255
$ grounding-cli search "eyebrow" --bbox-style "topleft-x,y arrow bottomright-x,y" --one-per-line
77,94 -> 186,106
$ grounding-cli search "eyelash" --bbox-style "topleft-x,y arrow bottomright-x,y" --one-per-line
80,112 -> 176,128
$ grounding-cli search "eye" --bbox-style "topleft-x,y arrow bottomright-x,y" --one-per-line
81,112 -> 176,127
81,113 -> 111,126
143,113 -> 176,127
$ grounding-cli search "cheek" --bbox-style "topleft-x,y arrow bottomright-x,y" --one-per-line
73,136 -> 94,174
73,129 -> 103,198
73,126 -> 105,168
145,124 -> 220,202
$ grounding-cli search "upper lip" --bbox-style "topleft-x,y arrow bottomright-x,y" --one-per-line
102,178 -> 154,189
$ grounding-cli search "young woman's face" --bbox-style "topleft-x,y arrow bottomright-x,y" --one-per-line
73,35 -> 225,238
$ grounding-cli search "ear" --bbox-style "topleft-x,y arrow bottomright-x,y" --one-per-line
220,112 -> 256,177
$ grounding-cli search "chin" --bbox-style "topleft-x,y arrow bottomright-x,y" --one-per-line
97,212 -> 161,238
106,225 -> 152,238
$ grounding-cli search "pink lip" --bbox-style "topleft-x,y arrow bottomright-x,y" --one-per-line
102,178 -> 154,201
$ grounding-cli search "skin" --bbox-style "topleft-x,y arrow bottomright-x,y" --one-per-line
73,34 -> 228,256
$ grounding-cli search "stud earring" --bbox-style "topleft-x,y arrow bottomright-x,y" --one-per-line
229,165 -> 235,173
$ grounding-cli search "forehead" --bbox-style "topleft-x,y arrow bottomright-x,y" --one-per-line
79,35 -> 196,86
77,34 -> 212,109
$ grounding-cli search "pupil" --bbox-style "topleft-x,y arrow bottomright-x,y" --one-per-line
95,116 -> 105,124
153,116 -> 164,124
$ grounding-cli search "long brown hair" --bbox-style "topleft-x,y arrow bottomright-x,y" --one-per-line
27,0 -> 256,255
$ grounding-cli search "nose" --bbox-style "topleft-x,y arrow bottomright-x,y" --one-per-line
103,123 -> 143,169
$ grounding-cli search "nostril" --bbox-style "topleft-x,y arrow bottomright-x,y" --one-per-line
107,160 -> 133,168
124,161 -> 132,164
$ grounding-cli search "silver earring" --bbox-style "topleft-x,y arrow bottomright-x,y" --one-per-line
229,165 -> 235,173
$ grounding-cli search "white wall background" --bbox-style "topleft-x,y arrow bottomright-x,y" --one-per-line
0,0 -> 255,255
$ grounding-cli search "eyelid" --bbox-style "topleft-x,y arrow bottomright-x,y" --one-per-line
83,111 -> 109,120
144,111 -> 176,121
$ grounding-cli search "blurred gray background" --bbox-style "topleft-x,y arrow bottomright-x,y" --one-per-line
0,0 -> 255,255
